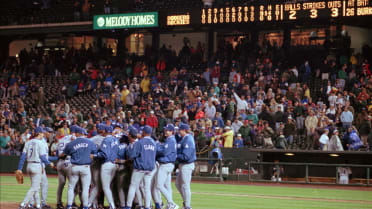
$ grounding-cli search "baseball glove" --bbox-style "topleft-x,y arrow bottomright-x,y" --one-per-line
15,170 -> 24,184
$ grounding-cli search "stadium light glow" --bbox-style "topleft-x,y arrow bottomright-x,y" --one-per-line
329,154 -> 339,157
284,153 -> 295,156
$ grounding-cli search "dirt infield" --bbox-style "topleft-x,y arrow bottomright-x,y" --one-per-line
0,202 -> 19,209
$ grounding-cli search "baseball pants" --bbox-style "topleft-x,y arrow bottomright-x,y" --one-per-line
151,163 -> 162,205
40,167 -> 48,206
22,163 -> 42,207
126,169 -> 155,208
156,163 -> 175,205
67,165 -> 91,208
56,159 -> 71,205
115,164 -> 127,208
101,162 -> 118,208
175,163 -> 195,208
88,162 -> 102,207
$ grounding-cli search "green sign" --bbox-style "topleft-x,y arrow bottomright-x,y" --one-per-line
93,12 -> 158,30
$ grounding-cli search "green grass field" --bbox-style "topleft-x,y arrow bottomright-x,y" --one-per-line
1,175 -> 372,209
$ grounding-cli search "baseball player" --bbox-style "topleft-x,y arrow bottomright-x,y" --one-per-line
56,125 -> 78,209
175,124 -> 196,209
88,123 -> 107,208
17,127 -> 54,209
38,127 -> 58,209
155,124 -> 179,209
96,125 -> 119,209
115,130 -> 133,209
125,125 -> 157,209
63,127 -> 98,209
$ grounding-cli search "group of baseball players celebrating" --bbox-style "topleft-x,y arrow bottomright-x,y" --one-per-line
16,122 -> 197,209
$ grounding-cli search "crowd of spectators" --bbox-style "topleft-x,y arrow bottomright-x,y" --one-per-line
0,37 -> 372,157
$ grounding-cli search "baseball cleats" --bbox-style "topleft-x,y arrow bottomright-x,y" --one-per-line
166,203 -> 179,209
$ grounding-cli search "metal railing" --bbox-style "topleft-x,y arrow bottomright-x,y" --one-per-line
193,158 -> 372,186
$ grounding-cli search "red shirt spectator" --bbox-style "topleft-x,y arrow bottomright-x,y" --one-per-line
146,110 -> 158,128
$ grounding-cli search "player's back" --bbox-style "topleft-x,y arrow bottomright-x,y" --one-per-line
24,138 -> 45,162
65,137 -> 97,165
132,136 -> 156,171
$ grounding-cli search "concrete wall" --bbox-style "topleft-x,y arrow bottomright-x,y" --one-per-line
344,25 -> 372,53
9,39 -> 38,57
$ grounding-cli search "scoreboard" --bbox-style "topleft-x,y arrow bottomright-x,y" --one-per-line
200,0 -> 372,24
164,0 -> 372,26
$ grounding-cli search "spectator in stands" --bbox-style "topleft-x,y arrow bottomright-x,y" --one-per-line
262,121 -> 274,148
327,129 -> 343,151
233,133 -> 244,148
0,130 -> 11,155
222,126 -> 233,148
340,107 -> 354,130
319,129 -> 329,150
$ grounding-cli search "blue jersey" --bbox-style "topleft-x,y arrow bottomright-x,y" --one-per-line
127,136 -> 156,171
97,135 -> 120,163
157,135 -> 177,164
64,137 -> 97,165
118,143 -> 127,161
177,134 -> 197,164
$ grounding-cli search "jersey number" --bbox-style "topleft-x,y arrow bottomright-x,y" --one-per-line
28,148 -> 34,159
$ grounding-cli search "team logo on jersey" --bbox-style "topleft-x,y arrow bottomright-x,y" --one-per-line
185,144 -> 189,149
177,144 -> 181,148
165,144 -> 168,148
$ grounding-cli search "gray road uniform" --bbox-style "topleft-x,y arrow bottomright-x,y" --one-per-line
17,137 -> 52,208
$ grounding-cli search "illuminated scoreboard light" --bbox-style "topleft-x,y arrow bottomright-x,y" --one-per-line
167,14 -> 190,25
201,0 -> 372,24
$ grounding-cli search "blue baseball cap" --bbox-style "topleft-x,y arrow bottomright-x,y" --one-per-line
96,123 -> 106,131
91,130 -> 98,137
70,125 -> 80,133
105,125 -> 113,133
143,125 -> 152,134
76,127 -> 88,135
34,127 -> 46,134
129,127 -> 138,136
164,124 -> 175,132
179,123 -> 190,131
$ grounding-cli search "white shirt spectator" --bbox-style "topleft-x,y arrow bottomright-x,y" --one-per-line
231,120 -> 243,135
319,133 -> 329,146
328,94 -> 337,106
233,92 -> 248,112
205,104 -> 216,119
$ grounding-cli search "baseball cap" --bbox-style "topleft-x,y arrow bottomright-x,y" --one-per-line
224,126 -> 231,130
91,131 -> 98,137
164,124 -> 175,132
179,123 -> 190,130
143,125 -> 152,134
237,133 -> 242,137
70,125 -> 80,133
105,126 -> 113,133
129,127 -> 138,136
34,127 -> 46,134
244,120 -> 249,124
96,123 -> 106,131
76,127 -> 88,135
